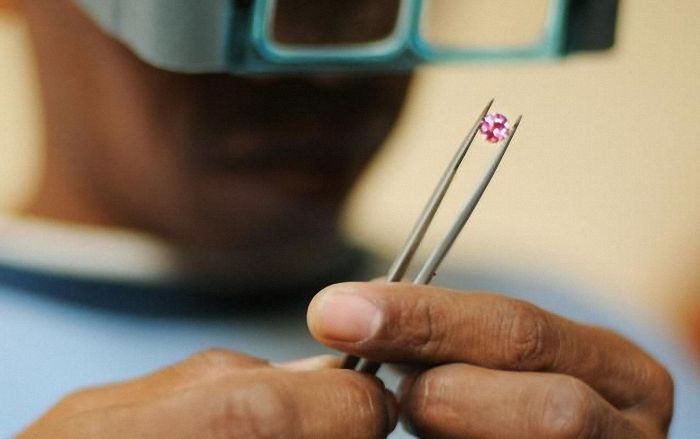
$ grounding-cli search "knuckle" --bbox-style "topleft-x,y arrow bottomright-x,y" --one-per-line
392,295 -> 445,358
501,300 -> 551,370
190,348 -> 246,373
58,389 -> 89,406
325,370 -> 392,438
340,371 -> 385,402
536,376 -> 596,439
335,371 -> 388,418
55,386 -> 102,413
210,381 -> 298,439
403,370 -> 455,434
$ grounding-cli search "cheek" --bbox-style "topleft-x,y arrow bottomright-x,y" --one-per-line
83,74 -> 411,245
78,137 -> 195,237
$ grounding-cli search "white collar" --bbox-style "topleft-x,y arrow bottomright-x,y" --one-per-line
0,213 -> 179,284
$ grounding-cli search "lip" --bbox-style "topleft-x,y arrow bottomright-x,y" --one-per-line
194,135 -> 354,202
207,144 -> 338,172
199,166 -> 329,196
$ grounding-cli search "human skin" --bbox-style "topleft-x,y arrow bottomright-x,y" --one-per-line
19,350 -> 398,438
13,0 -> 674,437
308,283 -> 674,437
20,0 -> 411,283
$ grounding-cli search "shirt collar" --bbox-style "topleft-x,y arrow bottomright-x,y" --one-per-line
0,213 -> 180,284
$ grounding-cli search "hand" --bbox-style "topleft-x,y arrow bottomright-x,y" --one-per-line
19,349 -> 397,439
308,282 -> 674,438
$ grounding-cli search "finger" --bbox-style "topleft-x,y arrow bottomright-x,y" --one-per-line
152,348 -> 270,379
308,282 -> 674,413
109,347 -> 270,396
274,354 -> 342,370
400,363 -> 658,439
51,369 -> 397,439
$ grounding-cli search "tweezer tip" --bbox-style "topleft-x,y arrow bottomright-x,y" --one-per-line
478,99 -> 495,118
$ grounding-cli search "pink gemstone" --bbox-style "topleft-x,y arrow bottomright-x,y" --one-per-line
480,113 -> 511,143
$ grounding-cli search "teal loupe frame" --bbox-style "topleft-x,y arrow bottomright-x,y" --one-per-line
225,0 -> 572,73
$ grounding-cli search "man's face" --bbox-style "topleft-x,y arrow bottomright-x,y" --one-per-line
22,0 -> 411,279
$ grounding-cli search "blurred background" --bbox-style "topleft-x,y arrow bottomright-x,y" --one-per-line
0,2 -> 698,342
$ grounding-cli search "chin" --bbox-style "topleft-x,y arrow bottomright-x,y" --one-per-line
177,218 -> 352,290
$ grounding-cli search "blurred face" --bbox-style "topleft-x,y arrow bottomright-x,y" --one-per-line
21,0 -> 411,280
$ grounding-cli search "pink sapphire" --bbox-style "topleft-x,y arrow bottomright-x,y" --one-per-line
480,113 -> 510,143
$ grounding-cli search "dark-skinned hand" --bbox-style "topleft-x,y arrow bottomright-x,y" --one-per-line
19,350 -> 396,439
308,282 -> 674,438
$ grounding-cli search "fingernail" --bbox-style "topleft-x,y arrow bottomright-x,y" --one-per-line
316,292 -> 381,342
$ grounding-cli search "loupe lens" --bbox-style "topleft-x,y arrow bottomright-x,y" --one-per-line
420,0 -> 551,48
270,0 -> 402,46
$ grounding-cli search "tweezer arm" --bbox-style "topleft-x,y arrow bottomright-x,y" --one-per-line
358,115 -> 522,375
340,100 -> 493,371
385,99 -> 494,282
415,115 -> 522,284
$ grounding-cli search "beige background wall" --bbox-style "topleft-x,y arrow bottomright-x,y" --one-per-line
345,1 -> 700,331
1,3 -> 699,333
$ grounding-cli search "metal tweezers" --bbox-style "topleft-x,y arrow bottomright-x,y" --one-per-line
341,99 -> 522,374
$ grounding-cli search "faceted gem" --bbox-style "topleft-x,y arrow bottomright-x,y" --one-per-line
480,113 -> 510,143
